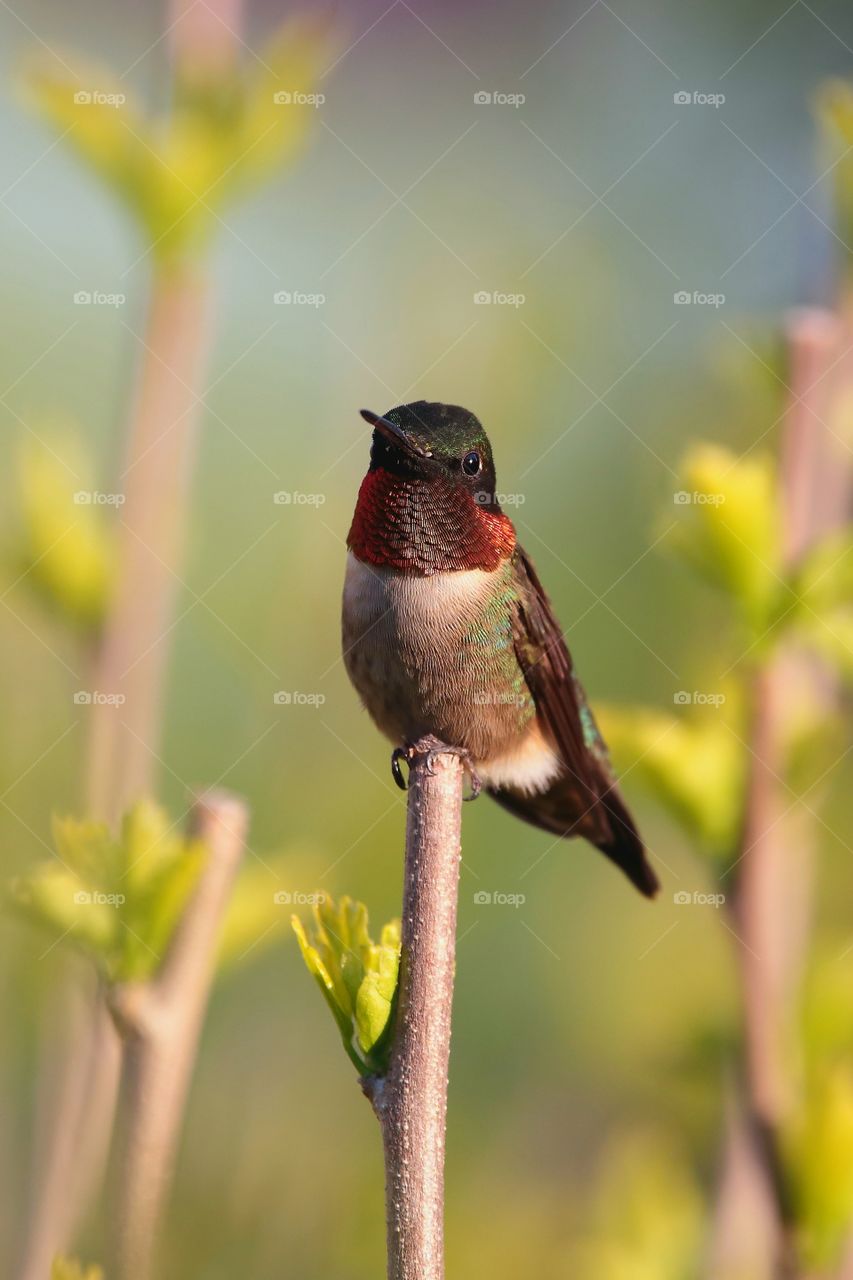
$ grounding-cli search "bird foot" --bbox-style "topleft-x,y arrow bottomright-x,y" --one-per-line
391,745 -> 414,791
391,738 -> 482,801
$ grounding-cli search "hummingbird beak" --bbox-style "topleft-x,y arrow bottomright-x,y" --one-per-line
359,408 -> 433,459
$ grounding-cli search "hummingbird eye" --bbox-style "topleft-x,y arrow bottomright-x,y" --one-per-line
462,450 -> 482,476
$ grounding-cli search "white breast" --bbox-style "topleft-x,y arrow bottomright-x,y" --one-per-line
341,551 -> 561,794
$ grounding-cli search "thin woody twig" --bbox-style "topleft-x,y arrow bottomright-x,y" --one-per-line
15,6 -> 244,1274
86,267 -> 214,822
711,307 -> 851,1280
15,972 -> 120,1280
362,739 -> 465,1280
110,789 -> 248,1280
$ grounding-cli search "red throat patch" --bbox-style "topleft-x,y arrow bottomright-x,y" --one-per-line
347,467 -> 516,573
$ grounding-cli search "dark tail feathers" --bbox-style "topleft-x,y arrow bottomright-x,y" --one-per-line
488,778 -> 659,899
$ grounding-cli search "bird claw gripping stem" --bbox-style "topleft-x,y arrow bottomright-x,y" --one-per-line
391,746 -> 412,792
390,741 -> 482,801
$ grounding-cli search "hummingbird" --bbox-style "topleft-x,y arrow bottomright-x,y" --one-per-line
341,401 -> 658,898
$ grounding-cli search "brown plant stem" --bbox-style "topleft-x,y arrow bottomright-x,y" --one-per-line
13,240 -> 214,1280
15,971 -> 120,1280
86,265 -> 213,822
16,4 -> 244,1271
711,308 -> 850,1280
362,740 -> 465,1280
110,789 -> 248,1280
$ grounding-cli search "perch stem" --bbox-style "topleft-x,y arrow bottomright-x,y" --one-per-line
363,740 -> 465,1280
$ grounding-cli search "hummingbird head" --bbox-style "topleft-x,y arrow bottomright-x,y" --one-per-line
348,400 -> 517,574
361,401 -> 500,510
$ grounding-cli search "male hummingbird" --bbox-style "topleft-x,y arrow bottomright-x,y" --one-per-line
342,401 -> 658,897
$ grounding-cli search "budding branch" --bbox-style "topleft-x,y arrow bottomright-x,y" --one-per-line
362,740 -> 465,1280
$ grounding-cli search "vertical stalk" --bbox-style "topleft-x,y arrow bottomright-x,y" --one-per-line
16,4 -> 244,1273
86,264 -> 212,820
711,308 -> 850,1280
363,741 -> 465,1280
16,973 -> 120,1280
110,789 -> 248,1280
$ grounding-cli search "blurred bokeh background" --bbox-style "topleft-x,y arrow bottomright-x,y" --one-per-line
1,1 -> 852,1276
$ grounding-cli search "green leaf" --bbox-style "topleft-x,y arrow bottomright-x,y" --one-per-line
665,444 -> 785,636
795,608 -> 853,681
356,919 -> 402,1057
8,800 -> 204,983
598,704 -> 745,859
801,951 -> 853,1062
216,850 -> 323,972
791,528 -> 853,615
8,865 -> 118,956
52,813 -> 117,882
207,16 -> 331,208
23,61 -> 155,215
785,710 -> 847,797
786,1065 -> 853,1270
782,952 -> 853,1268
15,432 -> 115,632
23,15 -> 331,266
292,894 -> 401,1075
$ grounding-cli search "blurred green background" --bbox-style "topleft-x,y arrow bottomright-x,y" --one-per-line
1,0 -> 852,1275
